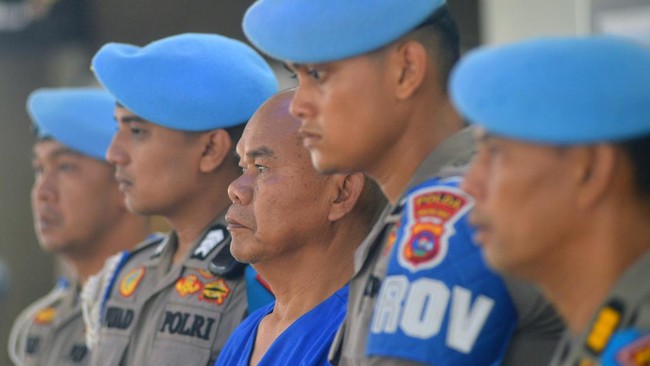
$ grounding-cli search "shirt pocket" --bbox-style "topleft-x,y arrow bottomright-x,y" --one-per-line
149,302 -> 222,365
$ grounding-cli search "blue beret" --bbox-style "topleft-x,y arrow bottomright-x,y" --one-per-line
27,88 -> 117,161
243,0 -> 446,63
450,36 -> 650,144
92,33 -> 278,131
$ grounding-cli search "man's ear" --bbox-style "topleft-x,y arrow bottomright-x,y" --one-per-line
392,40 -> 429,100
575,144 -> 618,210
329,173 -> 365,222
199,129 -> 232,173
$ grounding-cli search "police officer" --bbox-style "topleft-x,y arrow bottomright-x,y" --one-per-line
217,90 -> 386,365
242,1 -> 564,365
8,88 -> 151,366
451,36 -> 650,366
85,33 -> 278,365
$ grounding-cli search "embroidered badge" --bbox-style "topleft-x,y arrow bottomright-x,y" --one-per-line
191,226 -> 228,260
586,300 -> 624,354
119,267 -> 145,298
176,275 -> 203,297
615,332 -> 650,365
34,307 -> 56,324
397,186 -> 473,272
200,279 -> 230,305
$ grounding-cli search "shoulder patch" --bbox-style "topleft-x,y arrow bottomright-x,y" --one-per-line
34,307 -> 57,325
175,275 -> 203,297
119,267 -> 145,298
397,185 -> 473,272
599,328 -> 650,366
614,331 -> 650,365
191,225 -> 228,260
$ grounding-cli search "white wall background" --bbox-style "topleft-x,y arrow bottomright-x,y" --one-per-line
479,0 -> 592,45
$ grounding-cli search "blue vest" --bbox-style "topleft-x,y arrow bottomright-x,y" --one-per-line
366,177 -> 517,365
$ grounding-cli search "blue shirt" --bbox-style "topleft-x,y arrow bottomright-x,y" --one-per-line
366,177 -> 517,365
217,285 -> 349,366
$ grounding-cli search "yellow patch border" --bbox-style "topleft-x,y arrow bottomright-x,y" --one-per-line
119,267 -> 145,298
200,279 -> 230,305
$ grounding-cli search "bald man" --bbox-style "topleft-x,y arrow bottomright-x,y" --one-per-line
217,90 -> 386,365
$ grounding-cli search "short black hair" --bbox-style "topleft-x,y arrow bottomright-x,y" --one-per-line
223,123 -> 247,166
224,123 -> 246,148
185,122 -> 247,166
618,134 -> 650,198
354,176 -> 388,234
403,5 -> 460,92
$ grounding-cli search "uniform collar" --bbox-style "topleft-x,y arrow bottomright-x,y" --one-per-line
52,277 -> 83,328
149,214 -> 230,275
553,250 -> 650,365
607,249 -> 650,305
401,126 -> 476,199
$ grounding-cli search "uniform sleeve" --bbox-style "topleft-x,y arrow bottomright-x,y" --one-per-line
499,276 -> 565,366
366,182 -> 518,365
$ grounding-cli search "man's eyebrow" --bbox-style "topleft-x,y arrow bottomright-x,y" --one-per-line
283,62 -> 307,72
32,147 -> 82,161
246,146 -> 276,160
115,115 -> 146,123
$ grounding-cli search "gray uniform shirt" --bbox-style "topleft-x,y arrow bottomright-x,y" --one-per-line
9,278 -> 91,366
90,217 -> 247,366
329,127 -> 564,365
551,250 -> 650,366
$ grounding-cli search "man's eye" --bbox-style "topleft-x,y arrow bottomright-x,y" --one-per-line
282,64 -> 297,79
307,68 -> 323,81
255,165 -> 268,173
487,143 -> 502,157
58,163 -> 75,172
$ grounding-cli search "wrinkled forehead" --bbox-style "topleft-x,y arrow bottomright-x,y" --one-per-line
237,108 -> 302,157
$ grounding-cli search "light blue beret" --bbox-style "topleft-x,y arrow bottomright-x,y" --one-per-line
243,0 -> 446,63
92,33 -> 278,131
450,36 -> 650,144
27,88 -> 117,161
